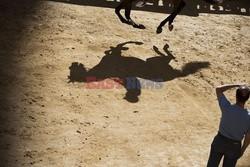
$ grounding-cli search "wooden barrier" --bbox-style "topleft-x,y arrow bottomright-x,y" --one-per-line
48,0 -> 250,16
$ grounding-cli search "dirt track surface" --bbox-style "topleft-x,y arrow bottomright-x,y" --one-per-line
0,0 -> 249,166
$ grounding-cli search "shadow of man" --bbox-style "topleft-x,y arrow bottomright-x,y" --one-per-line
68,41 -> 210,103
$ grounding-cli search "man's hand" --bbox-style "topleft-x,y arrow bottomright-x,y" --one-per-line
215,84 -> 242,99
239,149 -> 244,159
239,133 -> 250,159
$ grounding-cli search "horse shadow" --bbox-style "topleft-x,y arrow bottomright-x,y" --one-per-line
68,41 -> 210,103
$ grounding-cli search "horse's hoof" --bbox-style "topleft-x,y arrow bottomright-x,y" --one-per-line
156,27 -> 162,34
168,24 -> 174,31
133,24 -> 146,29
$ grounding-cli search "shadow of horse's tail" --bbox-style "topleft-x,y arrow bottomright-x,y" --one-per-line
181,61 -> 210,77
68,62 -> 87,83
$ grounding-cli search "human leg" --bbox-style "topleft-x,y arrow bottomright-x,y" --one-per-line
222,142 -> 241,167
207,135 -> 225,167
207,148 -> 224,167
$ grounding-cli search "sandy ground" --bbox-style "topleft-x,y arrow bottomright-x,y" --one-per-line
0,0 -> 250,166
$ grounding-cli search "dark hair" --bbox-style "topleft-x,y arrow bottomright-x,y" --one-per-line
236,88 -> 250,103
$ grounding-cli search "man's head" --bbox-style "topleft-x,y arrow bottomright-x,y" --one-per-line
236,85 -> 250,103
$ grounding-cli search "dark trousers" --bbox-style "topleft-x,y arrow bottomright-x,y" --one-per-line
207,133 -> 242,167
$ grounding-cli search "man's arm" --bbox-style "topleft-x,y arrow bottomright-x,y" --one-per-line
216,84 -> 241,99
240,133 -> 250,158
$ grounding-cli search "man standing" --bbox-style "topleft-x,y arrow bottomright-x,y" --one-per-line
207,84 -> 250,167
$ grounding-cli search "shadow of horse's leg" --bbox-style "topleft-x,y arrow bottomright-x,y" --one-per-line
157,0 -> 186,33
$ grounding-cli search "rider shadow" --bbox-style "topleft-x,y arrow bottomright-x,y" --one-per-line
68,41 -> 210,103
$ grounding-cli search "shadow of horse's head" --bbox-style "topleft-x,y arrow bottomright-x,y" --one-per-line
68,62 -> 87,83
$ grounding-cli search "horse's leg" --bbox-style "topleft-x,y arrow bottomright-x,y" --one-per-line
115,0 -> 135,25
124,2 -> 146,29
156,0 -> 186,33
124,2 -> 133,24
